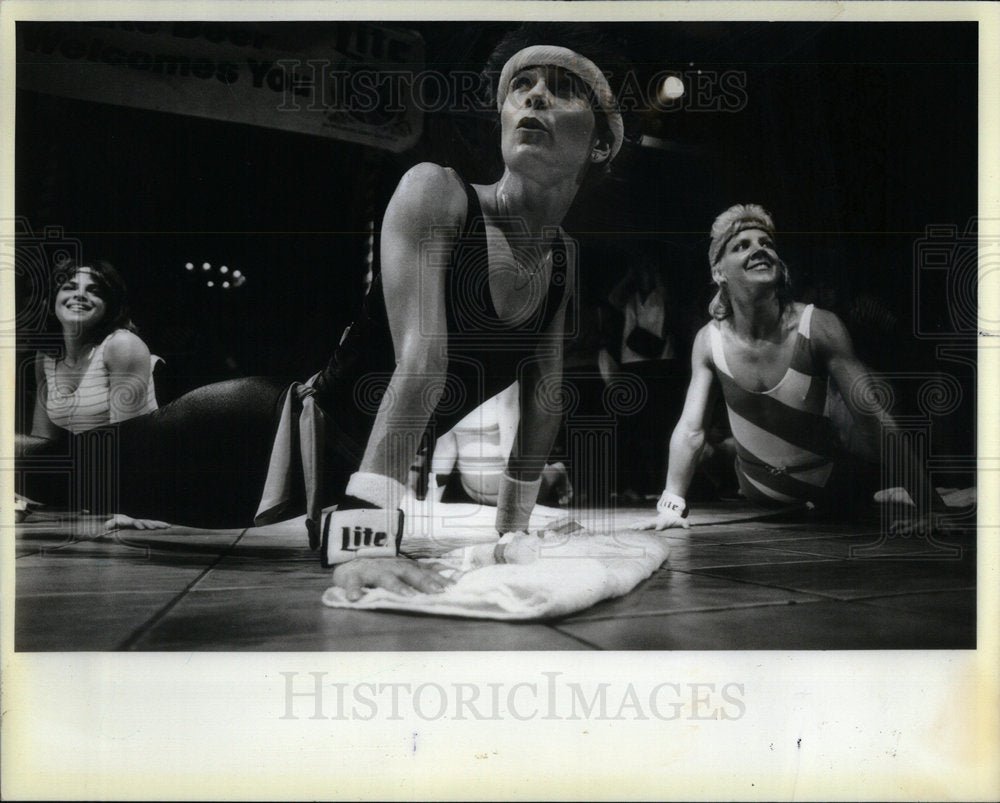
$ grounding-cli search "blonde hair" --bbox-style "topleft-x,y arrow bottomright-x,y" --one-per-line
707,204 -> 791,320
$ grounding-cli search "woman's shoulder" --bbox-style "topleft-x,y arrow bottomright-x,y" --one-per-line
34,350 -> 54,378
692,321 -> 718,366
102,329 -> 151,365
388,163 -> 468,228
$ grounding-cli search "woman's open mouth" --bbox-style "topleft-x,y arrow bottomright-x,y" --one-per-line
516,116 -> 548,134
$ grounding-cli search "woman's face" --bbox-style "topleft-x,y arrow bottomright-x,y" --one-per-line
712,228 -> 782,294
54,268 -> 107,335
500,65 -> 598,180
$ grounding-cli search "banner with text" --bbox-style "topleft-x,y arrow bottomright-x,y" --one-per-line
17,21 -> 424,152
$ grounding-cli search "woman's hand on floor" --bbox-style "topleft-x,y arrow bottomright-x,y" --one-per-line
332,557 -> 455,601
888,511 -> 964,538
104,514 -> 172,531
631,509 -> 689,531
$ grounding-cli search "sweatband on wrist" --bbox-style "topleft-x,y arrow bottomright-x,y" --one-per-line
320,506 -> 404,567
427,472 -> 447,502
657,490 -> 688,518
493,531 -> 520,565
495,473 -> 542,535
345,472 -> 406,512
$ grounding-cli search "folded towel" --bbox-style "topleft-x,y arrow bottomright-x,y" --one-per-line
321,508 -> 670,620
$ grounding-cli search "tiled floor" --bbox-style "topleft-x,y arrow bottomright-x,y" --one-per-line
14,505 -> 976,651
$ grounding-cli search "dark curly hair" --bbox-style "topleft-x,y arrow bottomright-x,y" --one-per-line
49,257 -> 138,347
482,22 -> 634,186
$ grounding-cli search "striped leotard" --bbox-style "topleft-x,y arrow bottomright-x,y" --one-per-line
708,304 -> 838,505
42,331 -> 159,434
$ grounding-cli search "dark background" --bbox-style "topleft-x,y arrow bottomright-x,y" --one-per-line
15,21 -> 978,467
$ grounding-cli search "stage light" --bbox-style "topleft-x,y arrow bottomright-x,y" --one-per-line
202,262 -> 211,271
232,270 -> 242,278
185,262 -> 194,271
658,74 -> 685,102
222,281 -> 230,289
207,280 -> 214,288
220,265 -> 229,274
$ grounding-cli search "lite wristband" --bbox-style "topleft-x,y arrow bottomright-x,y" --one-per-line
321,506 -> 404,567
657,491 -> 688,518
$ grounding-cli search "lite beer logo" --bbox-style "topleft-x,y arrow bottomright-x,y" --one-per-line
322,508 -> 403,565
342,525 -> 389,551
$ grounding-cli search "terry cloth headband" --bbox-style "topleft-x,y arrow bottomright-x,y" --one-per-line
709,211 -> 776,266
496,44 -> 624,162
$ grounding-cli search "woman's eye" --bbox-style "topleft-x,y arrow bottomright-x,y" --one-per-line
560,77 -> 583,97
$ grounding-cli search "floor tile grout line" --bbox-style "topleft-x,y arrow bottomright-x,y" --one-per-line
546,624 -> 604,649
666,557 -> 843,571
847,586 -> 977,604
563,597 -> 831,624
18,589 -> 203,599
669,565 -> 866,603
116,528 -> 250,650
558,590 -> 976,626
680,565 -> 974,605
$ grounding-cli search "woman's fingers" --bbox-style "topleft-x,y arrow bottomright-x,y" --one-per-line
339,570 -> 365,602
333,557 -> 456,601
104,514 -> 172,531
135,518 -> 171,530
421,561 -> 457,580
399,562 -> 451,594
632,514 -> 688,531
379,575 -> 417,597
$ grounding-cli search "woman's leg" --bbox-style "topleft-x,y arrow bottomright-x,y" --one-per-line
18,377 -> 288,529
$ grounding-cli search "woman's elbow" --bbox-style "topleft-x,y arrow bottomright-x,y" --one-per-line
396,340 -> 448,382
671,424 -> 705,454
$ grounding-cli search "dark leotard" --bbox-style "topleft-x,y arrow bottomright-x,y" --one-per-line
311,177 -> 567,450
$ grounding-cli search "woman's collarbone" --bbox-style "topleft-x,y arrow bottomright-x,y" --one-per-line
54,344 -> 99,394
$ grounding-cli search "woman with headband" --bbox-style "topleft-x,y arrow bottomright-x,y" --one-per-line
17,27 -> 626,597
306,29 -> 626,595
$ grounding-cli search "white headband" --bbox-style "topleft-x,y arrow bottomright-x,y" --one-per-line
496,45 -> 624,162
709,209 -> 776,266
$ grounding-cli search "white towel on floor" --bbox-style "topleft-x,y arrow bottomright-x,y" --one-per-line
321,503 -> 670,620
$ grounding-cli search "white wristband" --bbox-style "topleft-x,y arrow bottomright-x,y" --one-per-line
496,474 -> 542,535
321,506 -> 404,567
657,491 -> 688,517
345,472 -> 407,511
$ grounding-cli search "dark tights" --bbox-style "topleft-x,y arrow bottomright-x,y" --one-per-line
19,377 -> 289,529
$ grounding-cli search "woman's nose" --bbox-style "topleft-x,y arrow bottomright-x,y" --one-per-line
524,82 -> 550,108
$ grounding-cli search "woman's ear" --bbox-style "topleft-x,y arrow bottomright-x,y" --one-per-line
591,139 -> 612,164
